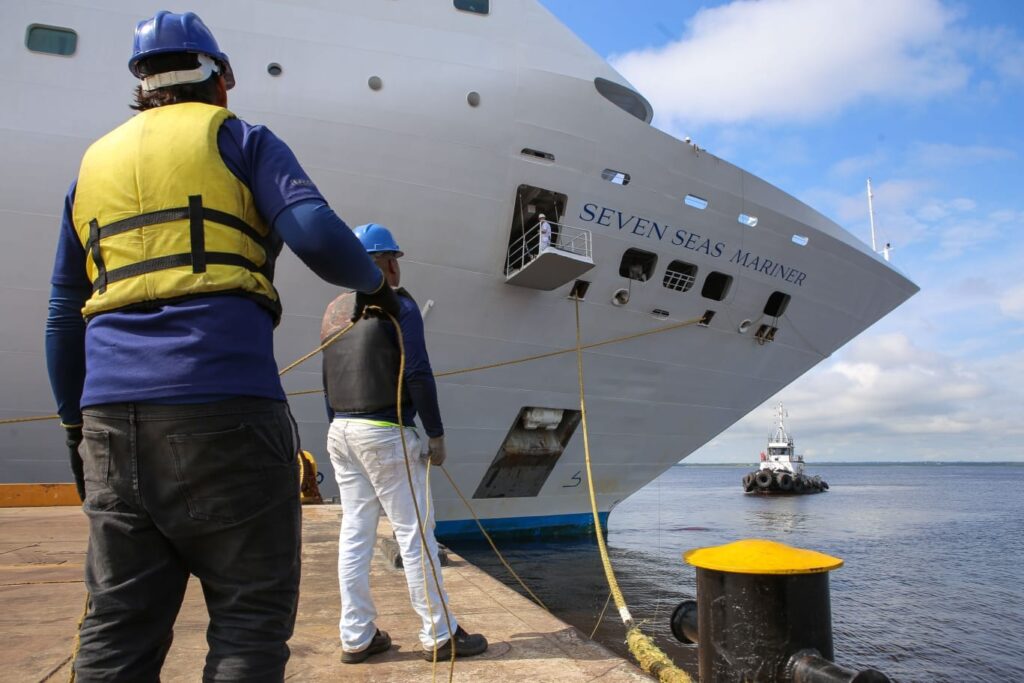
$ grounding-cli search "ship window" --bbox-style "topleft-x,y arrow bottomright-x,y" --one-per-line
521,148 -> 554,162
739,213 -> 758,227
454,0 -> 489,15
619,248 -> 657,282
663,260 -> 697,292
701,271 -> 732,301
685,194 -> 709,210
26,24 -> 77,56
764,291 -> 791,317
601,169 -> 630,185
594,77 -> 653,123
792,234 -> 809,246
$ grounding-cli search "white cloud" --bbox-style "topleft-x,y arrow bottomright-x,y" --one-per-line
814,178 -> 1022,260
611,0 -> 968,126
915,197 -> 976,222
829,151 -> 889,179
687,333 -> 1024,462
1000,284 -> 1024,320
909,142 -> 1016,168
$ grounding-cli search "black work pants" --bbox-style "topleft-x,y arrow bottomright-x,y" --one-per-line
75,398 -> 301,683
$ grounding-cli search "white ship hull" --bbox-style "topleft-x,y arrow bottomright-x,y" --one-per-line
0,1 -> 917,536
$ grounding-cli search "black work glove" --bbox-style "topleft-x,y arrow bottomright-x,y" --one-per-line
64,425 -> 86,502
350,276 -> 400,321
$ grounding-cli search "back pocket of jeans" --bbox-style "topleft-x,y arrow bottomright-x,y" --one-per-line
168,423 -> 274,523
81,428 -> 111,485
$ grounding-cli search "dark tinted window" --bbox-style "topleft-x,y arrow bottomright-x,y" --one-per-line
454,0 -> 489,14
764,291 -> 791,317
594,77 -> 653,123
619,248 -> 658,281
701,271 -> 733,301
26,24 -> 77,56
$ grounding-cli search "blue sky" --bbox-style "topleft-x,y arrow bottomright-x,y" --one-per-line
542,0 -> 1024,462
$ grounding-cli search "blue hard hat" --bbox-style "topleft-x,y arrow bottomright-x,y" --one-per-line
129,11 -> 235,90
354,224 -> 403,256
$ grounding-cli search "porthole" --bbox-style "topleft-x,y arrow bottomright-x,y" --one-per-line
601,169 -> 630,185
792,234 -> 809,246
701,271 -> 732,301
521,148 -> 554,162
267,63 -> 282,76
619,248 -> 657,282
738,213 -> 758,227
685,195 -> 709,210
467,91 -> 481,107
593,77 -> 653,123
662,260 -> 697,292
764,291 -> 791,318
26,24 -> 77,56
368,76 -> 383,91
454,0 -> 489,14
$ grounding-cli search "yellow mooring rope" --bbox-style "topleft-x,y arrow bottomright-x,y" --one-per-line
382,309 -> 456,683
51,299 -> 701,680
572,296 -> 693,683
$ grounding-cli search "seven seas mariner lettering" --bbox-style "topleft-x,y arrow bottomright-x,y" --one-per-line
578,202 -> 808,286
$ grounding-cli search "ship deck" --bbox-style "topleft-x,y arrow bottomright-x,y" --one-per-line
0,505 -> 648,682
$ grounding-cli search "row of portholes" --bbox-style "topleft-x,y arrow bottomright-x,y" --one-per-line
618,246 -> 792,317
619,248 -> 732,302
24,25 -> 486,108
25,0 -> 489,57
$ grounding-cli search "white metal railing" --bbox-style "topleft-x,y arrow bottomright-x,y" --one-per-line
505,220 -> 592,276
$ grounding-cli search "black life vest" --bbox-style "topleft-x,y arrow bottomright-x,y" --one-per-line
322,289 -> 414,414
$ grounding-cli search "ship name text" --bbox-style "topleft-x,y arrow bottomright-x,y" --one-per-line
577,203 -> 807,286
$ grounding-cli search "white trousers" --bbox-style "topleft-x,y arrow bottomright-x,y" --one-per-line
327,419 -> 457,652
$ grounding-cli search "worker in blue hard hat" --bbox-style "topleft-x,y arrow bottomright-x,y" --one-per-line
320,224 -> 489,664
44,10 -> 398,681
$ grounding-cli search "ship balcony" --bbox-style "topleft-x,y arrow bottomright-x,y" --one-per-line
505,220 -> 595,290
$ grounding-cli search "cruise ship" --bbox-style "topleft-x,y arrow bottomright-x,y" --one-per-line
1,1 -> 918,537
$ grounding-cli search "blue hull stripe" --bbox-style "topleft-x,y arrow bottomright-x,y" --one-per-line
435,511 -> 609,540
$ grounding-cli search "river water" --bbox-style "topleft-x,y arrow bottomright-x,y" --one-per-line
448,463 -> 1024,682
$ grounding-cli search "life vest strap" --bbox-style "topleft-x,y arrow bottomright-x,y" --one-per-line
84,196 -> 269,255
92,252 -> 273,291
88,219 -> 108,294
189,195 -> 206,273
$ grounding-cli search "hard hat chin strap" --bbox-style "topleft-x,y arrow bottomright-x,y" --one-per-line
140,53 -> 220,92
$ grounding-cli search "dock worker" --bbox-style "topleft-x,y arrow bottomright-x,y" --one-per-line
44,11 -> 398,682
320,224 -> 488,664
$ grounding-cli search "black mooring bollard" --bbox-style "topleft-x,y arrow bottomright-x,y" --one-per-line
672,540 -> 891,683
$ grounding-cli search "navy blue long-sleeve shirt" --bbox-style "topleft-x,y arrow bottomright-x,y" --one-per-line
46,115 -> 382,425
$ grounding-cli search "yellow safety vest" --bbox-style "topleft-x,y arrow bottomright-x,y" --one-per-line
72,102 -> 281,322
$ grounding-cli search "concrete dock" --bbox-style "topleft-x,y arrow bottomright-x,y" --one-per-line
0,505 -> 650,682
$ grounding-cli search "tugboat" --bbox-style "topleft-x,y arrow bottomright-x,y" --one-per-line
742,403 -> 828,494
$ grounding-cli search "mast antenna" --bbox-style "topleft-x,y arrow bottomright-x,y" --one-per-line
866,178 -> 891,262
866,178 -> 878,253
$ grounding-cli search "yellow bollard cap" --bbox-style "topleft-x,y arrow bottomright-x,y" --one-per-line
684,539 -> 843,575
